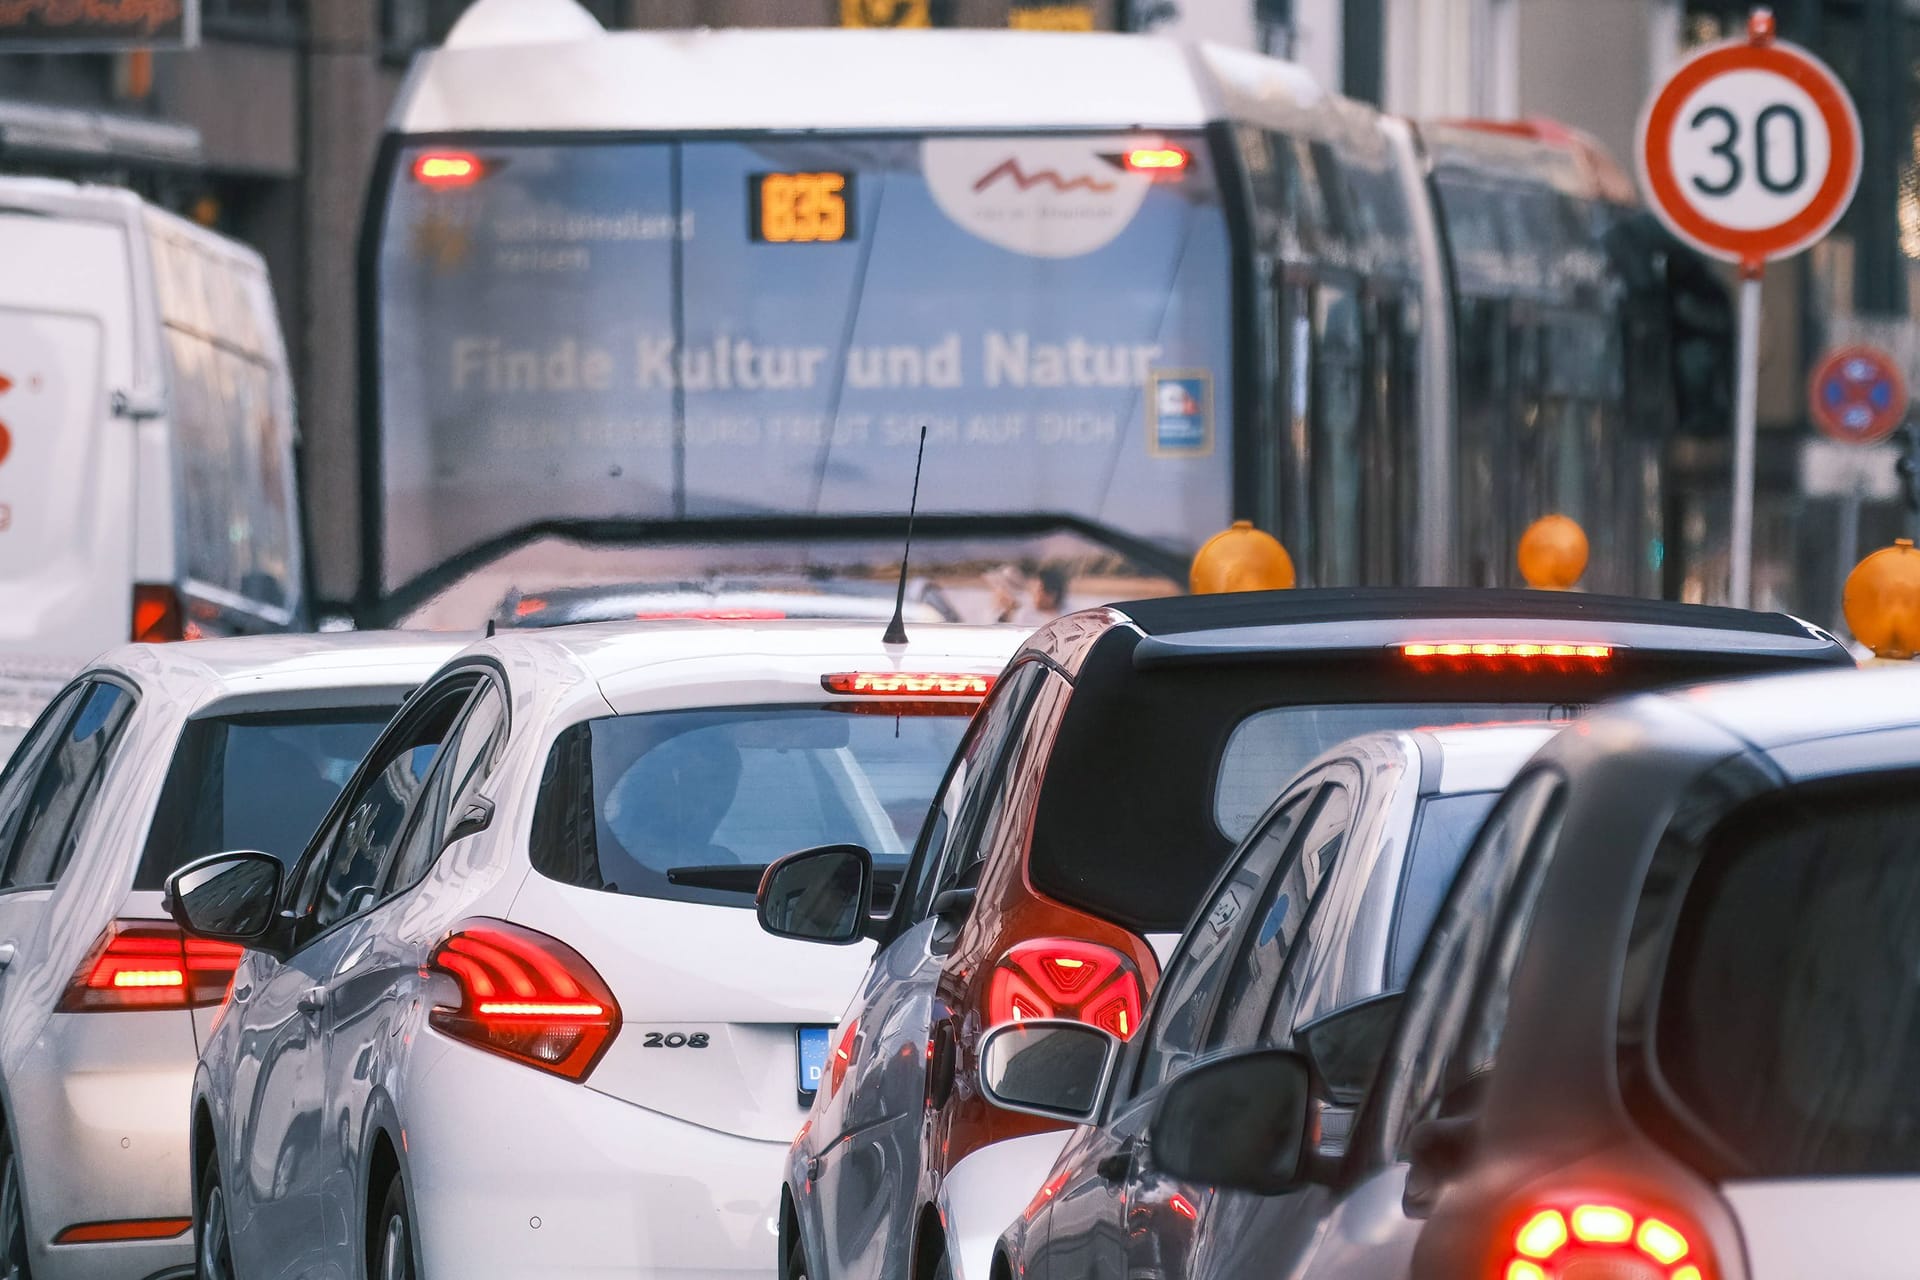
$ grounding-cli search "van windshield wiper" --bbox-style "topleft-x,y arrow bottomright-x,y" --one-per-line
665,864 -> 768,893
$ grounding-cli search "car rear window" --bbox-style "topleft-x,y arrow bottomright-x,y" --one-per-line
136,707 -> 396,888
1217,709 -> 1549,837
529,705 -> 971,908
1652,776 -> 1920,1177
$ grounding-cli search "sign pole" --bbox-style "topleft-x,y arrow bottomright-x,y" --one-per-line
1730,267 -> 1762,607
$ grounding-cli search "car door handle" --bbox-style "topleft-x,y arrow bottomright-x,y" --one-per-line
297,988 -> 327,1018
0,943 -> 16,970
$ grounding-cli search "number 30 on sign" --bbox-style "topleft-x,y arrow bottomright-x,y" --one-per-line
1637,12 -> 1860,268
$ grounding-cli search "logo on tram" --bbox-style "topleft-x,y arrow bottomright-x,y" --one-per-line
924,137 -> 1150,259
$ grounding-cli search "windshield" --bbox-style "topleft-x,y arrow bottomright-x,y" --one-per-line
135,707 -> 397,886
376,133 -> 1232,607
529,704 -> 973,908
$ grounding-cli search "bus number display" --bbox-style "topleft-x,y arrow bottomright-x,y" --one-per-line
751,172 -> 854,244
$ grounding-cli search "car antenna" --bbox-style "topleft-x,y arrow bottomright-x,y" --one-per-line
883,425 -> 928,647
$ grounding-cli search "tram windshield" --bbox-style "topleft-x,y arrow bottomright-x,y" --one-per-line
374,133 -> 1232,612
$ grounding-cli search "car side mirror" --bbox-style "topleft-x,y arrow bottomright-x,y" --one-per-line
977,1019 -> 1119,1125
757,844 -> 873,945
164,851 -> 284,952
1297,991 -> 1404,1106
1149,1048 -> 1313,1195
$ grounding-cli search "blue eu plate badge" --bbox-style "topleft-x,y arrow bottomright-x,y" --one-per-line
797,1026 -> 833,1104
1148,370 -> 1213,457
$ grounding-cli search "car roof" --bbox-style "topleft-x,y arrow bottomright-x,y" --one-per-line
1111,588 -> 1844,667
91,631 -> 471,702
463,618 -> 1030,689
1655,663 -> 1920,753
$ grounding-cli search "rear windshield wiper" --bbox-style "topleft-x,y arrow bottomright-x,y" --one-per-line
666,864 -> 768,893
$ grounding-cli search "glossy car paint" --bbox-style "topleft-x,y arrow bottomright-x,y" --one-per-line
1082,666 -> 1920,1280
781,589 -> 1851,1280
0,632 -> 459,1280
190,621 -> 1025,1278
998,725 -> 1555,1280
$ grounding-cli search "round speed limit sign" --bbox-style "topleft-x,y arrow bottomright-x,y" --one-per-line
1638,14 -> 1860,267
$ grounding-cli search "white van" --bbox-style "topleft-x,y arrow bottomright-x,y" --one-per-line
0,178 -> 305,661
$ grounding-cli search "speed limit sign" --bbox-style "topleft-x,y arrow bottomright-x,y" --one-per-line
1637,11 -> 1860,267
1636,7 -> 1860,610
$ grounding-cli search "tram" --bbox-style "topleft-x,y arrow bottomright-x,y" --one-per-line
356,1 -> 1727,623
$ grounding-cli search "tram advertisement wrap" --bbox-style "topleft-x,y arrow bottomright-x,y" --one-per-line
376,135 -> 1233,592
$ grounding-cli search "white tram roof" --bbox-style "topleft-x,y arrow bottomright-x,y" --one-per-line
394,5 -> 1334,138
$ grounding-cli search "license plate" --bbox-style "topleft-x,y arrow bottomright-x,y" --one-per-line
796,1026 -> 832,1102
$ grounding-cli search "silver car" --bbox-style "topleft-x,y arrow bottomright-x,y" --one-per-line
0,632 -> 459,1280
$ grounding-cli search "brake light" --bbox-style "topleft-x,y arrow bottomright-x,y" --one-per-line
986,938 -> 1144,1040
412,151 -> 483,188
821,672 -> 994,697
1400,641 -> 1612,668
1124,146 -> 1190,172
59,922 -> 242,1012
427,919 -> 620,1081
131,584 -> 183,643
1503,1202 -> 1709,1280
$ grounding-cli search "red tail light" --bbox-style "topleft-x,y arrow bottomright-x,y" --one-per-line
131,584 -> 183,643
822,672 -> 994,697
1503,1201 -> 1709,1280
59,922 -> 242,1012
54,1218 -> 192,1244
427,919 -> 619,1081
986,938 -> 1144,1040
1401,641 -> 1613,670
412,151 -> 484,188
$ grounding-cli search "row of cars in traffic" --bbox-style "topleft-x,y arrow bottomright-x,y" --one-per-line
0,586 -> 1896,1279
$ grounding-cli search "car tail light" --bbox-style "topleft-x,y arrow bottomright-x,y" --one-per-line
1503,1202 -> 1709,1280
412,151 -> 484,188
59,922 -> 242,1012
131,584 -> 183,643
986,938 -> 1144,1040
427,919 -> 619,1081
1400,641 -> 1613,669
822,672 -> 994,697
1124,146 -> 1190,173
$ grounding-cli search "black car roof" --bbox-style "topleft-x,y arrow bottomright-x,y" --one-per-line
1111,589 -> 1846,669
1115,587 -> 1821,640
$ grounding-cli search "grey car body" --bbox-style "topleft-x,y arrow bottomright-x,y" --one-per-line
994,724 -> 1554,1280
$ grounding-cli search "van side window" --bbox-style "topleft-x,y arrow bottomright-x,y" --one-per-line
0,681 -> 135,890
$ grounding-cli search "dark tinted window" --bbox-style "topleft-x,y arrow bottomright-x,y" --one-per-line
137,708 -> 396,888
1387,791 -> 1502,987
531,706 -> 969,909
1655,779 -> 1920,1176
3,682 -> 133,889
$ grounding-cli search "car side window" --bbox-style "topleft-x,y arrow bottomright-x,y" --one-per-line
900,662 -> 1046,923
1366,770 -> 1563,1157
0,681 -> 135,891
305,679 -> 477,931
384,682 -> 506,898
0,684 -> 86,866
1130,786 -> 1320,1097
1207,779 -> 1354,1053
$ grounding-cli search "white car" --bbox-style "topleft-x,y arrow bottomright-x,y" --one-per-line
0,178 -> 306,660
173,620 -> 1026,1279
0,631 -> 459,1280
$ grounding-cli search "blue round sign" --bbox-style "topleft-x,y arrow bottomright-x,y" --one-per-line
1811,345 -> 1907,444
